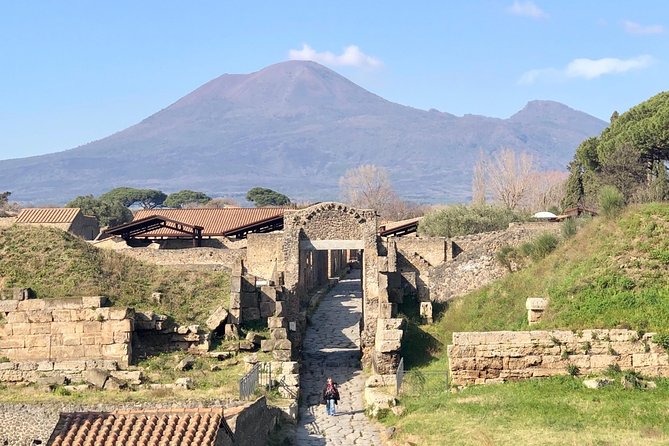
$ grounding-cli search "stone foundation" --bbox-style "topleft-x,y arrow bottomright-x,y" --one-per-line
448,329 -> 669,385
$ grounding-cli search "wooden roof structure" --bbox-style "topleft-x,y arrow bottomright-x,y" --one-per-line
379,217 -> 423,237
103,215 -> 204,246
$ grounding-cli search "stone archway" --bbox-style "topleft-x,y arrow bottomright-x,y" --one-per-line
281,202 -> 380,358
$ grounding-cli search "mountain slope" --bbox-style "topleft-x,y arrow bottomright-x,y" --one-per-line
0,61 -> 607,204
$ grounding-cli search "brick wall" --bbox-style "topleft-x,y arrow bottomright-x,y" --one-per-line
448,329 -> 669,386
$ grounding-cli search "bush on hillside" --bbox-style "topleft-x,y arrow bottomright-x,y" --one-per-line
418,204 -> 522,238
599,186 -> 625,219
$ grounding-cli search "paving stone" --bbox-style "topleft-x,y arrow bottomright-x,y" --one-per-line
294,271 -> 382,445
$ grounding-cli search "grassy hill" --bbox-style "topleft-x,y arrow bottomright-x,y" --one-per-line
385,203 -> 669,445
0,225 -> 229,325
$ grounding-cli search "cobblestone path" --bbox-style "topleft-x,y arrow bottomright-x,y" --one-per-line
295,270 -> 383,446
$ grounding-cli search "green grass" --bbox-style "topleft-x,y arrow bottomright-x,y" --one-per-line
0,225 -> 229,325
385,375 -> 669,446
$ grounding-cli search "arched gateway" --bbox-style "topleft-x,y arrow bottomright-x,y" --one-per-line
236,202 -> 405,374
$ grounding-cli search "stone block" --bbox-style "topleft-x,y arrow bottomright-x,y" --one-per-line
17,361 -> 37,371
62,334 -> 82,346
0,337 -> 24,349
274,339 -> 291,350
228,309 -> 241,325
375,339 -> 401,353
270,328 -> 288,340
113,331 -> 131,344
76,308 -> 97,321
260,302 -> 275,318
229,292 -> 241,310
101,343 -> 130,359
17,300 -> 46,311
49,298 -> 85,310
420,302 -> 433,323
230,276 -> 243,293
240,292 -> 259,308
0,362 -> 15,371
273,349 -> 292,361
0,300 -> 18,312
365,374 -> 396,387
274,301 -> 284,316
281,373 -> 300,386
205,306 -> 229,331
109,308 -> 132,321
103,376 -> 126,391
5,312 -> 28,324
260,340 -> 275,352
239,340 -> 255,351
224,324 -> 239,340
82,321 -> 102,333
51,309 -> 75,322
175,356 -> 196,371
241,307 -> 261,321
260,286 -> 278,302
175,377 -> 194,390
9,322 -> 30,336
282,361 -> 299,374
82,296 -> 107,308
268,317 -> 286,329
29,323 -> 51,335
380,329 -> 403,342
378,303 -> 395,319
36,361 -> 54,371
379,318 -> 403,330
54,360 -> 87,371
110,370 -> 143,385
241,276 -> 257,292
25,335 -> 49,348
84,368 -> 110,389
108,319 -> 133,333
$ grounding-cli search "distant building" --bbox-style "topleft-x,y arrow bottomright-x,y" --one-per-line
15,207 -> 100,240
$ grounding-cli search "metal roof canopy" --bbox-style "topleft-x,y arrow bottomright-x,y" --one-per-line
379,217 -> 422,237
223,214 -> 284,239
103,215 -> 204,247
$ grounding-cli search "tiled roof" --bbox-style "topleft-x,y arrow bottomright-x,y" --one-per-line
16,207 -> 81,224
47,407 -> 230,446
133,208 -> 285,237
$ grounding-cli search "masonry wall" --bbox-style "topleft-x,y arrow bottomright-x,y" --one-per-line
429,222 -> 561,302
246,232 -> 284,280
0,297 -> 132,373
114,246 -> 244,270
448,329 -> 669,386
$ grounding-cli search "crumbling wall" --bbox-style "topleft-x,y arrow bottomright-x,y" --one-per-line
132,311 -> 210,360
246,232 -> 284,280
429,222 -> 561,302
448,329 -> 669,386
115,246 -> 243,269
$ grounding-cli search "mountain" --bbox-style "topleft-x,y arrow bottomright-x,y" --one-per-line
0,61 -> 607,204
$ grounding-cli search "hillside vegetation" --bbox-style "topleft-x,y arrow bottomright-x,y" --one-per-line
385,203 -> 669,445
439,203 -> 669,335
0,225 -> 229,325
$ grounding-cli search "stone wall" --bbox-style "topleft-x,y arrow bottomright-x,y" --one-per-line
132,311 -> 210,360
114,246 -> 243,270
448,329 -> 669,386
0,296 -> 132,372
429,222 -> 561,302
69,213 -> 100,240
246,232 -> 284,280
225,397 -> 278,446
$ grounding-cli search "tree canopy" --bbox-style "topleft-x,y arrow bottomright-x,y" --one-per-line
66,195 -> 133,227
0,191 -> 10,207
164,190 -> 211,208
245,187 -> 291,207
99,187 -> 167,209
563,91 -> 669,207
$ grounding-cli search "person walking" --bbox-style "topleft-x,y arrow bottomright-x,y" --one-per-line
322,377 -> 340,416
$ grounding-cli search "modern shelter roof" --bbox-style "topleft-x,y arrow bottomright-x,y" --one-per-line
16,207 -> 82,224
132,208 -> 285,237
379,217 -> 423,237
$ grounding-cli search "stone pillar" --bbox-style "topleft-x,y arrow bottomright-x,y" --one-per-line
526,298 -> 548,325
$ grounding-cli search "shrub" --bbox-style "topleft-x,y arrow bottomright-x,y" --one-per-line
520,233 -> 559,261
599,185 -> 625,219
495,245 -> 516,272
561,218 -> 578,238
419,204 -> 523,238
652,332 -> 669,352
567,364 -> 580,376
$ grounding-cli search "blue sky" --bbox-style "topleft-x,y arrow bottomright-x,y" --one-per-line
1,1 -> 667,160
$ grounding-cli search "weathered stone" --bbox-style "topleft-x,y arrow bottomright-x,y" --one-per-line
83,369 -> 110,389
37,375 -> 67,388
268,317 -> 286,329
175,356 -> 196,371
224,324 -> 239,340
273,339 -> 291,350
245,331 -> 263,345
239,340 -> 255,351
583,378 -> 614,389
272,349 -> 291,361
175,377 -> 195,390
103,376 -> 126,391
205,306 -> 229,331
282,361 -> 299,374
110,370 -> 143,385
82,296 -> 107,308
260,340 -> 275,352
270,328 -> 288,340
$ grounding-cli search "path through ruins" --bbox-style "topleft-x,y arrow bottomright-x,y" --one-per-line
295,270 -> 383,445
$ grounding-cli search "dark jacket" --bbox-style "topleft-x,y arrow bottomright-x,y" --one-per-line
322,382 -> 340,402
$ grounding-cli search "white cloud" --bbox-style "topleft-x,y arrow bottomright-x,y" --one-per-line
519,55 -> 655,84
508,0 -> 547,19
288,44 -> 382,69
623,20 -> 664,35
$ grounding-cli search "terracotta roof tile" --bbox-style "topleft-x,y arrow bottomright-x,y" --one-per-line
133,208 -> 285,237
16,207 -> 82,224
47,407 -> 230,446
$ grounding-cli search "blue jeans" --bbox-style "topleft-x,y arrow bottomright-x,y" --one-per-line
325,399 -> 336,416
